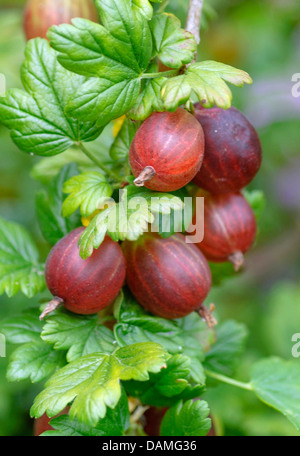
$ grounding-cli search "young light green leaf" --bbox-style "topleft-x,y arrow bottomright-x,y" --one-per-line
128,77 -> 167,121
131,0 -> 164,19
132,0 -> 154,20
204,320 -> 248,376
0,39 -> 103,156
41,309 -> 116,362
251,358 -> 300,431
160,399 -> 211,436
30,342 -> 169,427
125,355 -> 196,408
31,148 -> 96,183
151,13 -> 196,68
0,217 -> 45,298
62,172 -> 113,218
0,308 -> 43,344
110,118 -> 141,162
162,60 -> 252,111
7,341 -> 66,383
114,292 -> 206,385
78,186 -> 183,258
43,389 -> 130,436
151,187 -> 192,238
36,163 -> 80,245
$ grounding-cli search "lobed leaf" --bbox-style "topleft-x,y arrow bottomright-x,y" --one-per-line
251,358 -> 300,431
160,399 -> 211,436
48,0 -> 154,127
0,39 -> 102,156
162,60 -> 252,111
7,341 -> 66,383
41,309 -> 116,362
30,342 -> 169,427
42,389 -> 130,436
115,291 -> 206,385
78,186 -> 183,258
0,217 -> 45,298
151,13 -> 196,68
62,172 -> 113,218
124,355 -> 204,407
204,320 -> 248,376
0,308 -> 43,344
129,76 -> 167,121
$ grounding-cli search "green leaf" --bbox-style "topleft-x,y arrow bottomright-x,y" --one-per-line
125,355 -> 204,407
66,78 -> 141,128
129,76 -> 167,121
0,308 -> 42,344
251,358 -> 300,431
0,217 -> 45,298
43,389 -> 130,436
114,292 -> 184,354
243,189 -> 266,221
31,126 -> 115,183
78,186 -> 183,258
36,164 -> 80,245
131,0 -> 163,20
31,148 -> 96,183
204,320 -> 248,376
110,118 -> 141,161
151,13 -> 196,68
160,400 -> 211,436
30,342 -> 170,427
0,39 -> 102,156
162,60 -> 252,111
7,341 -> 66,383
114,291 -> 206,385
132,0 -> 154,20
41,309 -> 116,362
48,0 -> 154,126
62,172 -> 113,218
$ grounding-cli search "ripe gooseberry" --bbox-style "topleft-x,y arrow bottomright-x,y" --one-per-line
23,0 -> 98,41
122,233 -> 212,321
40,227 -> 125,319
129,108 -> 205,192
193,104 -> 262,194
195,192 -> 257,271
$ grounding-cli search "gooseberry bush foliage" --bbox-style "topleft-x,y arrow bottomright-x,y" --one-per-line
0,0 -> 300,437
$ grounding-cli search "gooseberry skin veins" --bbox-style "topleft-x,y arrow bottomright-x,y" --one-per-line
45,227 -> 126,315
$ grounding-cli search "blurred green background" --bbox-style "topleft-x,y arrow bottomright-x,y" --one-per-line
0,0 -> 299,436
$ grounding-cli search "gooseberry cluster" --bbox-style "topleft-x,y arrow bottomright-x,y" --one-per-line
43,105 -> 261,322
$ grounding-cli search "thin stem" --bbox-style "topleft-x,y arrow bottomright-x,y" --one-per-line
186,0 -> 205,45
142,69 -> 179,79
77,143 -> 122,183
204,369 -> 253,392
158,0 -> 170,13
